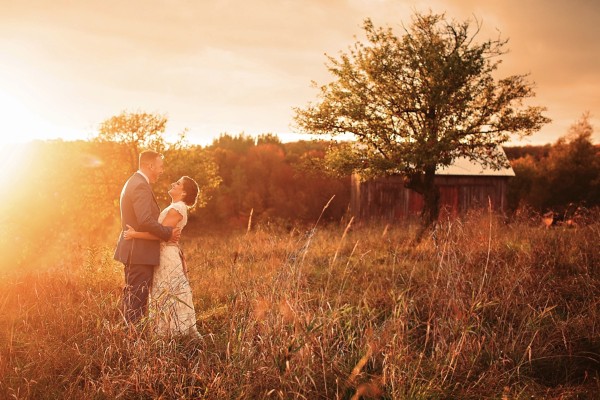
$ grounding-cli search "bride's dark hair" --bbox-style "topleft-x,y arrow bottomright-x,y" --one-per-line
181,176 -> 199,207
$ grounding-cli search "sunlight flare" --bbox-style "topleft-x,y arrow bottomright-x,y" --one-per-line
0,88 -> 54,143
0,142 -> 28,189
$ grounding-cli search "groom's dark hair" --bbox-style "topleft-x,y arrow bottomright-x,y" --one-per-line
181,176 -> 199,208
139,150 -> 163,168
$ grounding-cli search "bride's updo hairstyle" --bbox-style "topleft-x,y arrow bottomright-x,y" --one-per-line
181,176 -> 200,208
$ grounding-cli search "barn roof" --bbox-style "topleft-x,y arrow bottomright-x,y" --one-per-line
350,141 -> 516,177
436,148 -> 515,177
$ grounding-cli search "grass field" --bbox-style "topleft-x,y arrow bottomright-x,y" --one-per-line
1,211 -> 599,399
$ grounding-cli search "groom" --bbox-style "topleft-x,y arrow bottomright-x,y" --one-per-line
114,150 -> 180,324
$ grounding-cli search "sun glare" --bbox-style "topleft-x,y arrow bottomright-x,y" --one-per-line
0,89 -> 40,204
0,142 -> 28,190
0,88 -> 56,143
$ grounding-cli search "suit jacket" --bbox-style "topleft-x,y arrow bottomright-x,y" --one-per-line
113,172 -> 173,266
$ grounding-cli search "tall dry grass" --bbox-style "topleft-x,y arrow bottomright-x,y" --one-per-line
1,210 -> 599,399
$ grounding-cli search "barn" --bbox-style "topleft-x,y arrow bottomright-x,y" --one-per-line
350,149 -> 515,221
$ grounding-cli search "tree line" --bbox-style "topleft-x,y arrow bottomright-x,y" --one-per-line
1,112 -> 597,272
505,113 -> 600,216
0,128 -> 351,270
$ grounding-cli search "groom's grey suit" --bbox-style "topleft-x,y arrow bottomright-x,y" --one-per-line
114,172 -> 173,323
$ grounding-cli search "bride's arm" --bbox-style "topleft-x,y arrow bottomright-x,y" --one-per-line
124,209 -> 183,241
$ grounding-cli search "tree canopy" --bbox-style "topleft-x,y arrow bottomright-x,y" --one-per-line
294,12 -> 550,227
95,110 -> 187,171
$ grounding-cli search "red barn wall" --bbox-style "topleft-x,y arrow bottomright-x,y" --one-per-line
350,174 -> 510,221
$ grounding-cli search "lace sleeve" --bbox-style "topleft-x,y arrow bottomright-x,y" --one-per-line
171,202 -> 188,225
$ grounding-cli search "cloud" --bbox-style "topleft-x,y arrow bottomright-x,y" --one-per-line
1,0 -> 598,144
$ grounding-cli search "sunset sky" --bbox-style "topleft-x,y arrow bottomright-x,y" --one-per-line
1,0 -> 599,146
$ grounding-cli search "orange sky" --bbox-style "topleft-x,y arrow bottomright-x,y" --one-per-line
1,0 -> 598,146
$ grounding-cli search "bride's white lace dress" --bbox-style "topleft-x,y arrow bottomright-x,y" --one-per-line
149,201 -> 199,336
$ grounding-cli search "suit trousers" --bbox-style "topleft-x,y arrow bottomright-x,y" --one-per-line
123,263 -> 154,324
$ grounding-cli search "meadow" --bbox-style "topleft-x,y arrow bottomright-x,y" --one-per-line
1,211 -> 599,399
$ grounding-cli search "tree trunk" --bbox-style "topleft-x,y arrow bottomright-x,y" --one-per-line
421,167 -> 440,228
416,166 -> 440,239
405,166 -> 440,239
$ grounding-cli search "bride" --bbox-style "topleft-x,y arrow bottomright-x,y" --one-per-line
124,175 -> 200,337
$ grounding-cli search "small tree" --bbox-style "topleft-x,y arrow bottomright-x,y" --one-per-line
96,111 -> 185,171
294,12 -> 550,229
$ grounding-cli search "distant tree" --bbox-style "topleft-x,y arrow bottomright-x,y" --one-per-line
283,140 -> 330,169
294,12 -> 550,229
245,143 -> 292,218
507,155 -> 543,213
161,145 -> 222,209
508,113 -> 600,213
230,165 -> 251,217
256,133 -> 283,146
504,144 -> 551,161
209,133 -> 256,154
95,111 -> 186,171
542,112 -> 600,209
200,138 -> 350,227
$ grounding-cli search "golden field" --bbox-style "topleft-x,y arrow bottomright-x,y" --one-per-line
1,212 -> 599,399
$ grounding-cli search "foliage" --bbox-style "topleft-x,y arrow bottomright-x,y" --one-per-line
95,110 -> 187,171
504,144 -> 552,161
208,133 -> 256,154
200,134 -> 350,228
2,214 -> 599,398
160,145 -> 222,209
542,112 -> 600,208
294,12 -> 550,227
507,154 -> 541,212
508,113 -> 600,213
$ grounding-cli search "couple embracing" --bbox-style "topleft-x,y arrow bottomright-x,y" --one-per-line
114,150 -> 200,337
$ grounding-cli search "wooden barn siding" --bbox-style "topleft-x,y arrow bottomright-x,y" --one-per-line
350,174 -> 510,221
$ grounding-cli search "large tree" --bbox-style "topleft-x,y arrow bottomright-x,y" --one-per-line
294,12 -> 550,228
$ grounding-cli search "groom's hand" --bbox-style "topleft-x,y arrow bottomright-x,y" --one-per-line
169,227 -> 182,243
